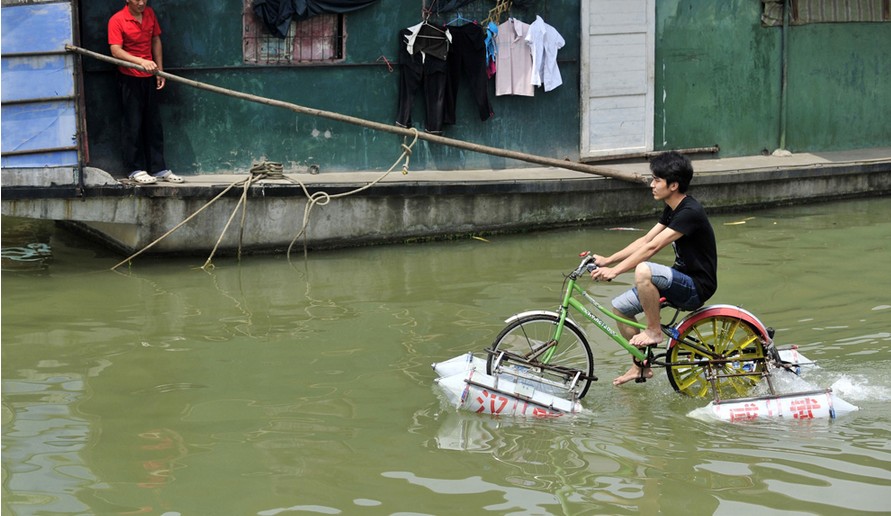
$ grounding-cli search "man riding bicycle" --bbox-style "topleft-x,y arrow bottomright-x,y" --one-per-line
589,151 -> 717,386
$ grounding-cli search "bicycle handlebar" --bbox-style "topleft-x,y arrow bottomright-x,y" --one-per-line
573,251 -> 599,278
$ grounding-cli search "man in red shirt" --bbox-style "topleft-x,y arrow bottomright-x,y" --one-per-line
108,0 -> 182,184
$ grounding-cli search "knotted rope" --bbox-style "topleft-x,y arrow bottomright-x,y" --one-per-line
110,130 -> 419,271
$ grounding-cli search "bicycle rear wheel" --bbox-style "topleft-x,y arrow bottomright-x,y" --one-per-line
487,314 -> 594,398
666,313 -> 767,398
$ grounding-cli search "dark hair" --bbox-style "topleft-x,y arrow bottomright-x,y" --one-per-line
650,151 -> 693,193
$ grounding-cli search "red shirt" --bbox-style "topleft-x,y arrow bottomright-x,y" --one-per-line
108,6 -> 161,78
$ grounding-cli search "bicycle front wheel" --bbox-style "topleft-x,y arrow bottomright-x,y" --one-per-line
486,314 -> 594,398
666,314 -> 767,399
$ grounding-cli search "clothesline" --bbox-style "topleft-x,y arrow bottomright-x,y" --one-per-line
423,0 -> 514,26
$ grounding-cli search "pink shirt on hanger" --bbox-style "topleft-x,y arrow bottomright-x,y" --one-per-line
495,18 -> 534,97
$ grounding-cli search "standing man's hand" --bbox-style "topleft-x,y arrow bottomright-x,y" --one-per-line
156,75 -> 165,90
139,58 -> 158,72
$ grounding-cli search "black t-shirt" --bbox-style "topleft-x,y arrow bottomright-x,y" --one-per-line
658,196 -> 718,302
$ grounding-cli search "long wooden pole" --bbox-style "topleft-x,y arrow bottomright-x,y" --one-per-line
66,44 -> 647,185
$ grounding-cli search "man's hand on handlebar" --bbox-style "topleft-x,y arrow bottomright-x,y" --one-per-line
590,266 -> 617,282
580,252 -> 615,282
591,253 -> 608,267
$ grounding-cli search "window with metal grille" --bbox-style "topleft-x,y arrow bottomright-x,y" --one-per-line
243,1 -> 345,65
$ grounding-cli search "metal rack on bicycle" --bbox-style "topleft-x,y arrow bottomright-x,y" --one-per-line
488,347 -> 599,397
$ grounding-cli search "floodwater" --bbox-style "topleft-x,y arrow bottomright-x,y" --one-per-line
2,196 -> 890,515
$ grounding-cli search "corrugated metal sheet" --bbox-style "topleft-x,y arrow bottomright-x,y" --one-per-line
1,1 -> 79,168
763,0 -> 890,26
795,0 -> 890,23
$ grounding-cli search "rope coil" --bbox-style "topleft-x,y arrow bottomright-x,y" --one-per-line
249,161 -> 284,178
111,130 -> 420,271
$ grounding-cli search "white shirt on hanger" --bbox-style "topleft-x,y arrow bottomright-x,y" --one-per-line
526,15 -> 565,92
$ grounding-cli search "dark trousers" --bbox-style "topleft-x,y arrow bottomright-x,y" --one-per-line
444,24 -> 493,125
395,28 -> 448,134
119,74 -> 167,174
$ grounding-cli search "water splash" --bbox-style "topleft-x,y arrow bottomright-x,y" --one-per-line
829,374 -> 891,402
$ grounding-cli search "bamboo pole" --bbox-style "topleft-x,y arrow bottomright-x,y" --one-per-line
66,44 -> 647,185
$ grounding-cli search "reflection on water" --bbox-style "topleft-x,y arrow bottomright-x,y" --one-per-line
2,197 -> 891,514
2,373 -> 96,514
1,218 -> 54,272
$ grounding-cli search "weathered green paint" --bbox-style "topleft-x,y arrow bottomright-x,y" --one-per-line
79,1 -> 580,175
655,0 -> 891,155
784,22 -> 891,150
654,1 -> 781,155
77,1 -> 888,175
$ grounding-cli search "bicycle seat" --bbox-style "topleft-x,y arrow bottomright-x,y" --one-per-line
659,297 -> 701,312
659,297 -> 680,310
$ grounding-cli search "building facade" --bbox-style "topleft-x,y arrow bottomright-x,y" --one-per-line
3,0 -> 890,178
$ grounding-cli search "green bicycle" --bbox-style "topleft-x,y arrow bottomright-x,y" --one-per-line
486,252 -> 777,401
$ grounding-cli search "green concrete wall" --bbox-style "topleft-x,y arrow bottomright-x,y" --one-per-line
78,1 -> 889,175
785,22 -> 891,150
655,1 -> 781,155
655,0 -> 891,156
79,1 -> 580,175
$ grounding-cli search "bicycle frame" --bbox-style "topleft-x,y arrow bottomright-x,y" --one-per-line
543,254 -> 727,367
544,254 -> 719,366
488,253 -> 781,402
547,276 -> 650,363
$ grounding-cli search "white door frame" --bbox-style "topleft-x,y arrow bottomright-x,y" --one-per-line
580,0 -> 655,159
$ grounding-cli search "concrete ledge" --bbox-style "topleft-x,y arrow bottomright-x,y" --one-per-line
1,166 -> 118,187
3,149 -> 890,256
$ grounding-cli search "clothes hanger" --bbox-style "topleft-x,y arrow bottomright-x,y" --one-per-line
447,12 -> 474,26
419,15 -> 448,37
418,22 -> 447,37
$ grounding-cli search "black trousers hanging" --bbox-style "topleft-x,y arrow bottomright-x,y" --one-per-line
395,28 -> 448,134
119,74 -> 167,174
444,23 -> 493,125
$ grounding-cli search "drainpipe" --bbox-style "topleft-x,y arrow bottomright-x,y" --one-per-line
72,0 -> 87,198
775,0 -> 790,155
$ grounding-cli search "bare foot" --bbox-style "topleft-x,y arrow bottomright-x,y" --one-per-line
629,329 -> 662,347
613,363 -> 654,386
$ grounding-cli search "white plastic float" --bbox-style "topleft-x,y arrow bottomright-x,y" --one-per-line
694,388 -> 859,422
432,347 -> 857,421
432,352 -> 583,417
691,347 -> 858,421
777,346 -> 817,374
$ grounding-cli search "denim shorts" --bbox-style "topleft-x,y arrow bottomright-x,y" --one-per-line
612,262 -> 701,316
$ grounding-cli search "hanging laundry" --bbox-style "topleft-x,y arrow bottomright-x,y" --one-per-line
252,0 -> 380,38
292,0 -> 380,20
252,0 -> 297,38
495,18 -> 533,97
395,27 -> 448,134
425,0 -> 478,13
484,21 -> 498,78
526,15 -> 565,92
444,23 -> 493,124
405,21 -> 451,62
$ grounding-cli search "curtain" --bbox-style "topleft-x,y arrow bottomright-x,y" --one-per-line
252,0 -> 380,38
